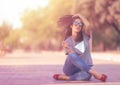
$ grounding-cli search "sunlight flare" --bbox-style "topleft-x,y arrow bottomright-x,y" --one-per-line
0,0 -> 49,29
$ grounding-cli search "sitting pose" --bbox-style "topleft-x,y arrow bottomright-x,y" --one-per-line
53,14 -> 107,82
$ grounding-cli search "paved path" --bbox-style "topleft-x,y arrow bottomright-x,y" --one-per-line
0,51 -> 120,85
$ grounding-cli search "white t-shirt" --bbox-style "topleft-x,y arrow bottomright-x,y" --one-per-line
75,40 -> 85,53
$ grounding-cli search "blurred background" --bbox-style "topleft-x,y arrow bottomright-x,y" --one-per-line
0,0 -> 120,55
0,1 -> 120,84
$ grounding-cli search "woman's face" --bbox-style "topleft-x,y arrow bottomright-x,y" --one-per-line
71,18 -> 83,33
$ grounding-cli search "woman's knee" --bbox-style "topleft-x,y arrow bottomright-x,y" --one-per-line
63,67 -> 71,76
68,53 -> 79,59
63,67 -> 67,75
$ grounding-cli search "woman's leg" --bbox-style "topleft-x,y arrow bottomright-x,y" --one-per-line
60,53 -> 92,80
54,71 -> 92,81
70,71 -> 92,81
63,54 -> 81,76
63,53 -> 91,73
55,52 -> 107,81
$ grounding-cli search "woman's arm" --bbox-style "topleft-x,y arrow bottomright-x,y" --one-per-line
62,41 -> 74,54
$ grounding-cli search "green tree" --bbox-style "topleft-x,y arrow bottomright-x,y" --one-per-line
20,0 -> 72,50
73,0 -> 120,51
0,22 -> 11,49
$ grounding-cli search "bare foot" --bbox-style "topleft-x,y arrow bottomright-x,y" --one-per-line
89,70 -> 102,79
88,70 -> 107,81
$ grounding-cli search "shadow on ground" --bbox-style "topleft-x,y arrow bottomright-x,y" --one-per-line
0,64 -> 120,85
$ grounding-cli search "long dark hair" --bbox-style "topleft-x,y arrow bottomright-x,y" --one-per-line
57,14 -> 84,42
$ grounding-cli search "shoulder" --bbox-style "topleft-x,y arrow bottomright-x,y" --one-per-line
64,36 -> 73,44
64,36 -> 72,41
82,32 -> 90,40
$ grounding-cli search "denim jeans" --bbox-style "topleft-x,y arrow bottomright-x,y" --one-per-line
63,53 -> 92,81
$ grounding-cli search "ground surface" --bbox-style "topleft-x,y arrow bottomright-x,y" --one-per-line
0,50 -> 120,85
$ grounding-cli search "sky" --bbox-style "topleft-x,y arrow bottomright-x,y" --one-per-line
0,0 -> 49,29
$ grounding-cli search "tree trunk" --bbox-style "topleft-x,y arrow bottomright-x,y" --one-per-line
111,23 -> 120,35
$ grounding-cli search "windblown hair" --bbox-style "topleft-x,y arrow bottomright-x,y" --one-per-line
57,15 -> 84,42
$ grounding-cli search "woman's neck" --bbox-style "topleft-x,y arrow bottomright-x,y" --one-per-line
72,32 -> 78,40
72,31 -> 83,42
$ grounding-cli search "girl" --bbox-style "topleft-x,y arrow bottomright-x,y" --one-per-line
53,14 -> 107,82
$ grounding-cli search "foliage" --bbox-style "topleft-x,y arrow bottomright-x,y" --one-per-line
73,0 -> 120,51
0,0 -> 119,51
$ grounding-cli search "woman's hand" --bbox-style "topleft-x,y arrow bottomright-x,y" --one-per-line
62,41 -> 74,53
62,41 -> 69,48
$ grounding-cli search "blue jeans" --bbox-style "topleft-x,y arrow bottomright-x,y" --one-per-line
63,53 -> 92,81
